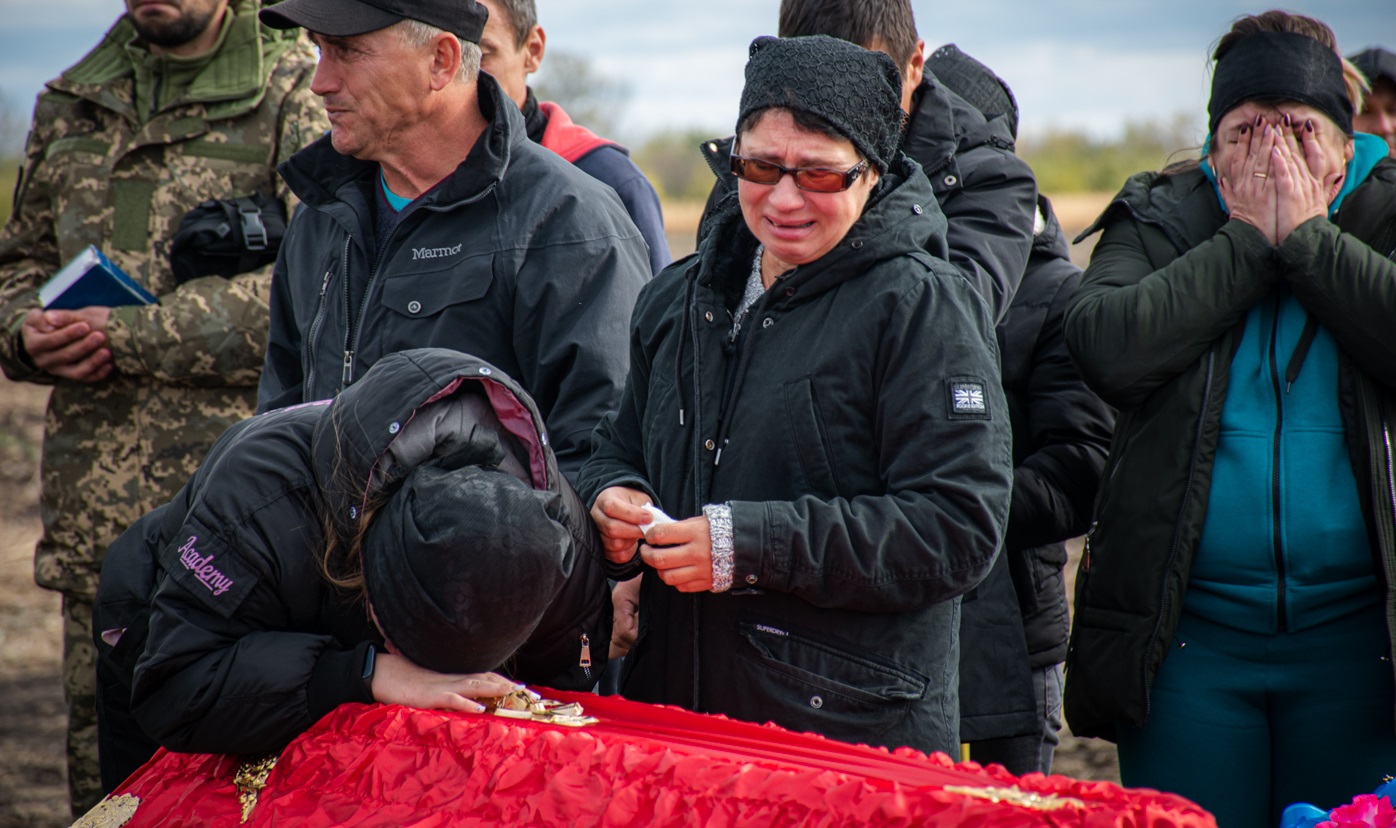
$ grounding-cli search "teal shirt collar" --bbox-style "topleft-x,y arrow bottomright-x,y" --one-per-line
1201,132 -> 1390,217
380,170 -> 412,213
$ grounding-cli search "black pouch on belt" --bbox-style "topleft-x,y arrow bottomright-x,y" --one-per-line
168,192 -> 288,284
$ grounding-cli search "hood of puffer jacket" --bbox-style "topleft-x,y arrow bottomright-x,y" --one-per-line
693,151 -> 949,305
1073,165 -> 1225,255
310,348 -> 559,544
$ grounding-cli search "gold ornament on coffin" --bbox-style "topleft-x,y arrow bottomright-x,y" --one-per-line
71,794 -> 141,828
944,785 -> 1087,811
234,754 -> 280,823
485,688 -> 599,727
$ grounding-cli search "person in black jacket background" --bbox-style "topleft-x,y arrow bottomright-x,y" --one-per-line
253,0 -> 649,481
958,195 -> 1113,775
92,349 -> 611,792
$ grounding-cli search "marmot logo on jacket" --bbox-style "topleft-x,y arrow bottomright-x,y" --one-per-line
178,536 -> 234,597
412,244 -> 463,260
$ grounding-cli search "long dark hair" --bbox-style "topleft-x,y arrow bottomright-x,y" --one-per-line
316,424 -> 397,599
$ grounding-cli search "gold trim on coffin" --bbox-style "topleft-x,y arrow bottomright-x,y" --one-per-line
235,754 -> 280,823
943,785 -> 1087,810
71,794 -> 140,828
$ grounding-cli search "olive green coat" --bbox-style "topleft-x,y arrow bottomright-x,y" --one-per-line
0,0 -> 326,598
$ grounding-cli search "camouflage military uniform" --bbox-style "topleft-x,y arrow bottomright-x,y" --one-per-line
0,1 -> 324,816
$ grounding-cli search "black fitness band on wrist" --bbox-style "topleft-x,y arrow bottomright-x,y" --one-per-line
360,642 -> 376,702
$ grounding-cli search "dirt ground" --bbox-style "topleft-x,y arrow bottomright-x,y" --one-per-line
0,377 -> 67,828
0,193 -> 1119,825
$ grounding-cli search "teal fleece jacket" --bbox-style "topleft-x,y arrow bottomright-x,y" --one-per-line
1190,134 -> 1389,633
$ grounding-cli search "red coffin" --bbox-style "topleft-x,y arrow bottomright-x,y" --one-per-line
80,689 -> 1215,827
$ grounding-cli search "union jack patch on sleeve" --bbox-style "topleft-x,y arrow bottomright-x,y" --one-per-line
946,378 -> 991,419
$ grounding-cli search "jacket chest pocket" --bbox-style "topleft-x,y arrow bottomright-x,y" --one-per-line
168,140 -> 275,196
640,377 -> 687,493
46,138 -> 113,258
379,256 -> 495,319
782,376 -> 842,497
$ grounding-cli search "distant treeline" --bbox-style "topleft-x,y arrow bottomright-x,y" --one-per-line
1018,114 -> 1202,194
628,114 -> 1203,203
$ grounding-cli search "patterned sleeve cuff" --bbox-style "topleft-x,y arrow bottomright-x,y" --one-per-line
704,503 -> 734,593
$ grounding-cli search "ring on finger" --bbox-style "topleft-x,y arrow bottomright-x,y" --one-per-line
1253,172 -> 1268,178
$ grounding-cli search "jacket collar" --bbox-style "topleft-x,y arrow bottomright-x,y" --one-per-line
1032,195 -> 1071,262
902,75 -> 958,174
1075,166 -> 1225,255
902,71 -> 1017,175
279,72 -> 523,215
537,99 -> 623,164
48,0 -> 290,122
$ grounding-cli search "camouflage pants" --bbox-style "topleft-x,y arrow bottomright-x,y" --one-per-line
63,594 -> 102,818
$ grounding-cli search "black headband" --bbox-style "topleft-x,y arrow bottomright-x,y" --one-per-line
1209,31 -> 1353,136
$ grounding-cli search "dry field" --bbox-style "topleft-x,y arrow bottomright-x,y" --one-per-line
0,192 -> 1116,826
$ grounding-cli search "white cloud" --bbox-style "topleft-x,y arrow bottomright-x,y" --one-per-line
0,0 -> 1390,145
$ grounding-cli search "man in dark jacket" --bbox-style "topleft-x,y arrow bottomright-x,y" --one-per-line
699,0 -> 1037,324
476,0 -> 670,275
94,348 -> 611,791
1350,47 -> 1396,152
254,0 -> 651,480
958,195 -> 1113,774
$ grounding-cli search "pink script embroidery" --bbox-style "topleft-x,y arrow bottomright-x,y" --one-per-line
178,536 -> 234,597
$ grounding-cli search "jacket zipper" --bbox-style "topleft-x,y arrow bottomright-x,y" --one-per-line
1266,302 -> 1288,631
578,633 -> 592,683
1142,347 -> 1216,718
304,238 -> 348,399
1083,414 -> 1134,573
1369,384 -> 1396,695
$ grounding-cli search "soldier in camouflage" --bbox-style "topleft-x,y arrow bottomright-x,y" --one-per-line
0,0 -> 325,817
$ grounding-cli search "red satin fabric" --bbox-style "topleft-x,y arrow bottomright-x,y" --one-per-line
102,689 -> 1216,827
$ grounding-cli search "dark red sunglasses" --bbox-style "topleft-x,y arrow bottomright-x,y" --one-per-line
729,153 -> 869,193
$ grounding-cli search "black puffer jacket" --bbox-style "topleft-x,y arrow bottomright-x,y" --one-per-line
1062,160 -> 1396,741
94,349 -> 611,780
958,196 -> 1114,743
699,70 -> 1036,324
257,74 -> 651,479
578,154 -> 1012,755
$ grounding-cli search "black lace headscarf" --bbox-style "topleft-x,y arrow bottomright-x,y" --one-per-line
736,35 -> 905,173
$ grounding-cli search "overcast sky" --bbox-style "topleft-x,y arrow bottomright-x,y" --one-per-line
0,0 -> 1390,147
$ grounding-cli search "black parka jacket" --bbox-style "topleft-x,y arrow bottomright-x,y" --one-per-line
95,349 -> 611,781
1062,159 -> 1396,741
256,74 -> 651,478
958,197 -> 1114,743
577,155 -> 1013,755
699,72 -> 1037,324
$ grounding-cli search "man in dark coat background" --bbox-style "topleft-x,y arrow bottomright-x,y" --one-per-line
476,0 -> 671,275
958,194 -> 1113,774
254,0 -> 650,481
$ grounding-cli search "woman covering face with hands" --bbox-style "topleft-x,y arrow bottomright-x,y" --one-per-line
1062,11 -> 1396,828
1212,103 -> 1355,245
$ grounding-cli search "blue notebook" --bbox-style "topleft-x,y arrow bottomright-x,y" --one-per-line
40,245 -> 158,310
